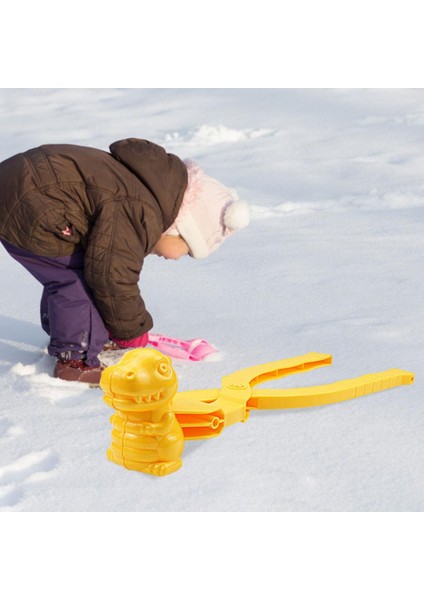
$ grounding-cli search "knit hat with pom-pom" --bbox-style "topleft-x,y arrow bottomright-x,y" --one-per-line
165,160 -> 250,259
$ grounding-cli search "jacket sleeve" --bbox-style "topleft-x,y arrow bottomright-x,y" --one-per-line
83,199 -> 153,339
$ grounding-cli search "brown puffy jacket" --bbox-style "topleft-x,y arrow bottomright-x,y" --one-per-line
0,138 -> 188,338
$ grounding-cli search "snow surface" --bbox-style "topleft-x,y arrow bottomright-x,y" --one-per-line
0,88 -> 423,512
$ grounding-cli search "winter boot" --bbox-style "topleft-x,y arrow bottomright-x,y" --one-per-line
54,358 -> 104,386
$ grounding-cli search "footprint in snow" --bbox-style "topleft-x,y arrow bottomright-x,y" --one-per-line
0,449 -> 59,509
0,417 -> 24,439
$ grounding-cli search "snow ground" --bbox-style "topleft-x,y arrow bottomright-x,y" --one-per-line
0,88 -> 423,513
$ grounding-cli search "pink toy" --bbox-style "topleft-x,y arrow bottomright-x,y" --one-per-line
147,334 -> 216,361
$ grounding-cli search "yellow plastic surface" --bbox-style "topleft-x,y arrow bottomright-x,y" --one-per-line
100,349 -> 414,476
173,352 -> 414,440
100,348 -> 184,476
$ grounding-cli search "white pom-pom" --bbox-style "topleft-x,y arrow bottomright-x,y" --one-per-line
224,200 -> 250,230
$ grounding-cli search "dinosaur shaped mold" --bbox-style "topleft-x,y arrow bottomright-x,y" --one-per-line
100,348 -> 184,476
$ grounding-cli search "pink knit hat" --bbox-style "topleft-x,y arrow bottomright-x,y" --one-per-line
166,160 -> 250,259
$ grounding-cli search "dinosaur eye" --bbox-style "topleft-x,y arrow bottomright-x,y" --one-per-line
156,361 -> 172,378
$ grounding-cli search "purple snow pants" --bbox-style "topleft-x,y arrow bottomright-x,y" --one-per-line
1,240 -> 108,365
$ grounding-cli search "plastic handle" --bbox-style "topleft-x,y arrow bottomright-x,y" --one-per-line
147,334 -> 216,361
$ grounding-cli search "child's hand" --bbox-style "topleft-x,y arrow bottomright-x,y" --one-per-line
110,333 -> 149,349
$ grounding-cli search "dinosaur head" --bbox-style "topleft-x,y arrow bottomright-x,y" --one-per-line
100,348 -> 178,411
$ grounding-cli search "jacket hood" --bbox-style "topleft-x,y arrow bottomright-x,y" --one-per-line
109,138 -> 188,231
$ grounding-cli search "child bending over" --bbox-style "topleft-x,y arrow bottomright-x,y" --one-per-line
0,138 -> 249,384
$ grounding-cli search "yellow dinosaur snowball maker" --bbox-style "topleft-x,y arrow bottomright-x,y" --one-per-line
100,348 -> 184,476
101,349 -> 414,478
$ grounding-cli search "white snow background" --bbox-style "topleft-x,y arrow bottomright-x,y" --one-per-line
0,88 -> 423,514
